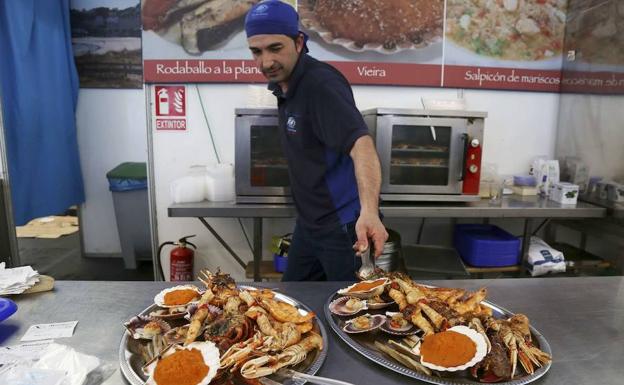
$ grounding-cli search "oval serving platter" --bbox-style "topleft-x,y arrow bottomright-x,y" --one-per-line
324,291 -> 552,385
120,284 -> 328,385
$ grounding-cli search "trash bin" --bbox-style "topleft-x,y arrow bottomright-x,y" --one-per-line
106,162 -> 152,269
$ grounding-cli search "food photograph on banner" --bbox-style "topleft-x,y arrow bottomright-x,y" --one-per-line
70,0 -> 143,88
142,0 -> 296,82
141,0 -> 444,85
560,0 -> 624,94
443,0 -> 567,91
297,0 -> 444,86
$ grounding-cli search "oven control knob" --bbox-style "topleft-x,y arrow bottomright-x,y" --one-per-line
470,138 -> 480,148
469,164 -> 479,173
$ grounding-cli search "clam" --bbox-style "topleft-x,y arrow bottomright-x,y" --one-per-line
342,314 -> 386,334
124,316 -> 171,340
337,278 -> 390,299
329,296 -> 368,316
154,285 -> 202,308
380,312 -> 419,336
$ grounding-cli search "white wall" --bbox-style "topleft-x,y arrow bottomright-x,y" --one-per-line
150,84 -> 560,281
556,94 -> 624,180
76,88 -> 147,256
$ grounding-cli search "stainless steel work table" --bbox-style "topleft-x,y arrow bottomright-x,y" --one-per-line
1,278 -> 622,384
169,196 -> 607,281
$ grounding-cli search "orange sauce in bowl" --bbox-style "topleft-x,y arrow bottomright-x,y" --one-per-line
420,330 -> 476,367
347,279 -> 386,293
154,348 -> 208,385
163,289 -> 200,306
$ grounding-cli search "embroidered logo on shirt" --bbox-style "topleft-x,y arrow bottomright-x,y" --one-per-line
287,116 -> 297,133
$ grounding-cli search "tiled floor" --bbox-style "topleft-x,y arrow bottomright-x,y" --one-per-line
18,233 -> 154,281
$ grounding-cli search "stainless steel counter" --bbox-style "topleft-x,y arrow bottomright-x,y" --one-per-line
168,197 -> 607,281
1,278 -> 623,385
169,196 -> 606,219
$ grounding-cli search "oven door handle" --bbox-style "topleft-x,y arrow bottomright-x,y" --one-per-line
458,133 -> 469,181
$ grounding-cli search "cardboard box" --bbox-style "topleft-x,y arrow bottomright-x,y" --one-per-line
549,182 -> 579,204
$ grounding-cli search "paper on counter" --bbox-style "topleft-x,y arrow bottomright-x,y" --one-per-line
0,262 -> 40,295
21,322 -> 78,342
0,340 -> 54,361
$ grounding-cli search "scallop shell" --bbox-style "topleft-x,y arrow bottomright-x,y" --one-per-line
145,341 -> 220,385
329,297 -> 368,316
154,285 -> 201,308
342,314 -> 386,334
185,303 -> 222,321
380,312 -> 419,336
124,316 -> 171,340
148,306 -> 188,320
337,278 -> 390,299
163,324 -> 190,345
366,298 -> 395,310
414,325 -> 488,372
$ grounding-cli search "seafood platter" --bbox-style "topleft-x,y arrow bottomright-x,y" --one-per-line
325,273 -> 552,384
119,270 -> 327,385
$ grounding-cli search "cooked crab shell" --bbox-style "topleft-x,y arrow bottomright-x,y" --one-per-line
124,316 -> 171,340
154,285 -> 202,308
329,296 -> 368,316
144,341 -> 220,385
343,314 -> 386,334
337,278 -> 390,299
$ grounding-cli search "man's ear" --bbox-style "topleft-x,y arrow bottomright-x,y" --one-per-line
295,33 -> 305,54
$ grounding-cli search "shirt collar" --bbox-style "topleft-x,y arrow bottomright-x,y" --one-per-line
268,53 -> 309,100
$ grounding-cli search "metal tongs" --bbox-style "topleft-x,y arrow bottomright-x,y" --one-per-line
258,368 -> 355,385
356,242 -> 375,280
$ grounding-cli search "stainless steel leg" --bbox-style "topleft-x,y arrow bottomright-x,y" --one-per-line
521,219 -> 533,276
198,217 -> 246,269
253,218 -> 262,282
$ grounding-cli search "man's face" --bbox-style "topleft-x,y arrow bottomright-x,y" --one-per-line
248,34 -> 304,84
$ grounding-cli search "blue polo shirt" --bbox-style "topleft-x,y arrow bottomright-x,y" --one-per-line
269,54 -> 369,230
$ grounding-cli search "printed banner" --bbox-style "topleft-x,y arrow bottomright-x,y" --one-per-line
140,0 -> 623,94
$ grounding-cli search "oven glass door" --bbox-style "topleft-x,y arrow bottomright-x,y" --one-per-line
235,116 -> 290,197
250,124 -> 289,187
377,116 -> 467,194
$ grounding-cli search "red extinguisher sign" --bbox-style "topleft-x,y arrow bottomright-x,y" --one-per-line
154,85 -> 187,131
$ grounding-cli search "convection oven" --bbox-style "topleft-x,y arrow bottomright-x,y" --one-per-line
362,108 -> 486,202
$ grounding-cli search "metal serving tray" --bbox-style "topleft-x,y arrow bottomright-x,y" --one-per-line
119,285 -> 328,385
324,292 -> 551,385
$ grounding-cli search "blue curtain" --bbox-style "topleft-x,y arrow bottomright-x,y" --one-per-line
0,0 -> 85,225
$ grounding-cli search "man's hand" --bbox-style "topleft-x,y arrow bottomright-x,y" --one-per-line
349,135 -> 387,258
354,212 -> 388,258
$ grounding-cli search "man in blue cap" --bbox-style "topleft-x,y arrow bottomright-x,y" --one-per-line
245,0 -> 388,281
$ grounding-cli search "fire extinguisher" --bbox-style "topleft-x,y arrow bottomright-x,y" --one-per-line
158,235 -> 197,282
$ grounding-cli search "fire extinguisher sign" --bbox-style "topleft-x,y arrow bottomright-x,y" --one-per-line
154,85 -> 187,131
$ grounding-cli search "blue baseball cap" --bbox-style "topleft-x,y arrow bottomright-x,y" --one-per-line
245,0 -> 309,52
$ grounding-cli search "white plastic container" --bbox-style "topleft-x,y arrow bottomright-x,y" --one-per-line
205,163 -> 235,202
170,165 -> 207,204
548,182 -> 579,205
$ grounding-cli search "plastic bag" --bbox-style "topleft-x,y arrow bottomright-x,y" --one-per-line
0,343 -> 115,385
527,236 -> 566,277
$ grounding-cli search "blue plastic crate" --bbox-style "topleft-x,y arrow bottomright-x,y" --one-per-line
454,224 -> 521,267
